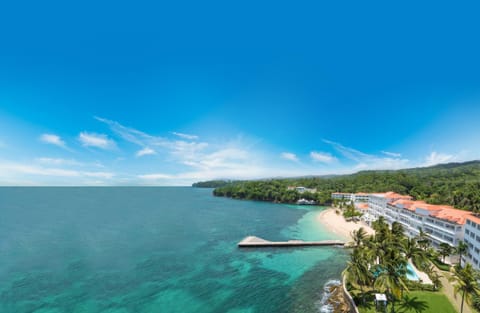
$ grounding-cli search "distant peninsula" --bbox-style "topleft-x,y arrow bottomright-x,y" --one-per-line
208,160 -> 480,211
192,180 -> 232,188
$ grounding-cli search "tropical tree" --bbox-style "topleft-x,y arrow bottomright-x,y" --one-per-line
456,241 -> 469,267
425,265 -> 443,291
403,237 -> 428,271
391,222 -> 404,238
416,228 -> 430,251
343,247 -> 372,304
350,227 -> 368,247
374,257 -> 409,313
439,243 -> 454,263
449,263 -> 480,313
372,216 -> 389,240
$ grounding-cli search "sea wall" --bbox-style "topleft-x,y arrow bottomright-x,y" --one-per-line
342,275 -> 360,313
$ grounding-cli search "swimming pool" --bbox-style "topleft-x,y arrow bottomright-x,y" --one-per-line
406,262 -> 420,281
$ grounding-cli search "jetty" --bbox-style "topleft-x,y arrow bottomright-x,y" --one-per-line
238,236 -> 345,248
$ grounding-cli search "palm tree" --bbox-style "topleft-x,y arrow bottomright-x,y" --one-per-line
374,258 -> 409,313
449,263 -> 480,313
416,228 -> 430,251
391,222 -> 404,238
439,243 -> 454,263
403,237 -> 428,271
456,241 -> 469,267
350,227 -> 368,247
343,247 -> 372,304
425,265 -> 443,291
372,216 -> 389,240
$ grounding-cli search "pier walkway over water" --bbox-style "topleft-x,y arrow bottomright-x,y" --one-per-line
238,236 -> 345,248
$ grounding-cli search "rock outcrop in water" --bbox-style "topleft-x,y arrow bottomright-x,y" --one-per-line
318,280 -> 351,313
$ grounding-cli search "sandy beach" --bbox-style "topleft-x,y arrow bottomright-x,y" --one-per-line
317,208 -> 375,241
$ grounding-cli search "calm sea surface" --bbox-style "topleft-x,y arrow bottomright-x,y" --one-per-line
0,187 -> 348,313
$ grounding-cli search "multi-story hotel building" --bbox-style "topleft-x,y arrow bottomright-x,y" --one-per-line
332,191 -> 480,269
367,192 -> 412,221
385,199 -> 470,248
331,192 -> 370,203
463,215 -> 480,268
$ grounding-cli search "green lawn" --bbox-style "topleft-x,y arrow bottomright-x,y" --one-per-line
357,291 -> 457,313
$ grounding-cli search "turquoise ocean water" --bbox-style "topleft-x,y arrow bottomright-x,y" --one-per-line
0,187 -> 348,313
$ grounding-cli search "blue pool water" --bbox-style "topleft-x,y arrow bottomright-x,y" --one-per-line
406,262 -> 420,281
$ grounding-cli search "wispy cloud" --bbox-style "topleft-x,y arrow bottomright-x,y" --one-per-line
40,133 -> 66,148
281,152 -> 299,162
310,151 -> 337,163
136,147 -> 156,157
36,158 -> 83,166
138,173 -> 172,180
423,151 -> 456,167
78,132 -> 116,150
171,132 -> 199,140
323,139 -> 410,170
95,116 -> 214,166
0,161 -> 114,179
35,157 -> 104,168
381,151 -> 402,158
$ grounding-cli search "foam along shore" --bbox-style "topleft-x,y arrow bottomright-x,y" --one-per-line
317,207 -> 375,241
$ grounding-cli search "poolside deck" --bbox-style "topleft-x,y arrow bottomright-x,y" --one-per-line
238,236 -> 345,247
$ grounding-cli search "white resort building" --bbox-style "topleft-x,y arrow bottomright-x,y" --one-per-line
287,186 -> 317,193
331,192 -> 370,203
331,191 -> 480,270
464,215 -> 480,268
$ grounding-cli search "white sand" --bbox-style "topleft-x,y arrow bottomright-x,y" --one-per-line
317,208 -> 375,241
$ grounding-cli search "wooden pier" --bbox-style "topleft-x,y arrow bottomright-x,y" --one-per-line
238,236 -> 345,248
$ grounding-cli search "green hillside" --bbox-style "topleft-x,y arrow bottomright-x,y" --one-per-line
212,160 -> 480,211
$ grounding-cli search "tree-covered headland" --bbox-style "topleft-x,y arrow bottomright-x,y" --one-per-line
211,161 -> 480,211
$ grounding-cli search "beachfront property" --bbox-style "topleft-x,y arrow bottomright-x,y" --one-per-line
367,192 -> 413,223
331,191 -> 480,270
331,192 -> 369,203
385,199 -> 470,248
287,186 -> 317,193
463,215 -> 480,268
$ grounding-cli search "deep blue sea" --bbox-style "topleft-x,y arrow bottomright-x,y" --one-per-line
0,187 -> 348,313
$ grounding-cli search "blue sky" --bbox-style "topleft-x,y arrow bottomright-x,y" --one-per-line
1,1 -> 480,185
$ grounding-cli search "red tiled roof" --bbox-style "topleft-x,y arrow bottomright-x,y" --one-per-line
390,199 -> 472,225
466,215 -> 480,225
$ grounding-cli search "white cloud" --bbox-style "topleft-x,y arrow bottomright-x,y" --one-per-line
36,158 -> 82,166
281,152 -> 299,162
40,133 -> 66,148
323,139 -> 410,170
171,132 -> 199,140
78,132 -> 116,149
136,147 -> 156,157
83,171 -> 115,179
423,152 -> 455,167
381,151 -> 402,158
0,160 -> 115,185
310,151 -> 337,163
138,173 -> 173,180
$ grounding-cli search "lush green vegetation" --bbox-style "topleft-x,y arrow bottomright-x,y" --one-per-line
430,257 -> 451,272
192,180 -> 231,188
344,218 -> 433,311
449,263 -> 480,313
357,291 -> 456,313
345,217 -> 480,313
213,161 -> 480,210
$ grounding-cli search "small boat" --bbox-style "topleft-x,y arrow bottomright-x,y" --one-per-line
296,198 -> 316,205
